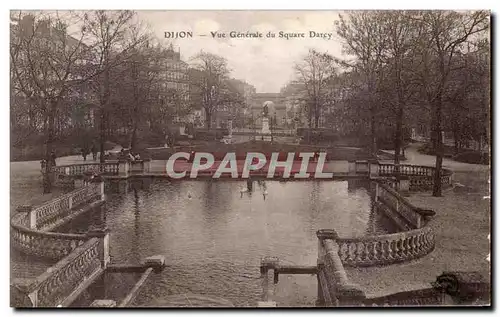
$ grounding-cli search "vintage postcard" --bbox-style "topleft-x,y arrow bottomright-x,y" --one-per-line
10,10 -> 491,308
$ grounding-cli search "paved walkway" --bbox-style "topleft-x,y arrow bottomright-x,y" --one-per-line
380,142 -> 489,173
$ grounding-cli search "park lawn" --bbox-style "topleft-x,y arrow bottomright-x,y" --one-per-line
10,160 -> 65,216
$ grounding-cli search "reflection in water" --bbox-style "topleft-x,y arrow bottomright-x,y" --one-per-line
103,179 -> 396,307
133,188 -> 140,263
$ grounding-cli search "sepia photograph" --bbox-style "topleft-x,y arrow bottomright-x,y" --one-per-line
8,9 -> 491,308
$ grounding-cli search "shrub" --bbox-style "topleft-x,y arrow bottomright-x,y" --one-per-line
453,151 -> 489,165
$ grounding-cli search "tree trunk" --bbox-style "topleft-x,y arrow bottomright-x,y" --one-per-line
205,110 -> 212,129
43,100 -> 57,194
394,103 -> 404,174
432,98 -> 443,197
453,124 -> 460,155
99,67 -> 110,163
314,102 -> 320,128
99,107 -> 106,163
130,125 -> 138,152
130,62 -> 139,152
370,105 -> 377,156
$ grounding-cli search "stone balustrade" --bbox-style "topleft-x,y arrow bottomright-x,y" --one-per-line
335,226 -> 435,267
375,181 -> 431,229
13,161 -> 163,308
316,227 -> 437,306
316,231 -> 367,306
10,222 -> 87,260
378,163 -> 453,191
11,237 -> 105,307
52,163 -> 119,176
31,182 -> 103,231
11,182 -> 105,259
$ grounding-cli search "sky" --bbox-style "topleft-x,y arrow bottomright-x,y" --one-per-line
137,11 -> 345,93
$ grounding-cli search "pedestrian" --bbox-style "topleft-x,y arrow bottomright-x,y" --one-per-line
82,148 -> 88,161
91,144 -> 97,161
50,151 -> 57,166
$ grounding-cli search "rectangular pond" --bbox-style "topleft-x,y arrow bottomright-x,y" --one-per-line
97,179 -> 398,307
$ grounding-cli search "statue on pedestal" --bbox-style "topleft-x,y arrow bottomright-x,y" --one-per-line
261,101 -> 274,142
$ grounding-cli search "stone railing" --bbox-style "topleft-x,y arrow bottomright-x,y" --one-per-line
316,232 -> 367,306
11,219 -> 87,260
316,229 -> 441,307
27,182 -> 103,231
321,180 -> 437,267
13,161 -> 165,308
374,181 -> 435,229
52,163 -> 119,176
11,234 -> 108,307
378,163 -> 453,191
335,226 -> 435,267
10,181 -> 105,260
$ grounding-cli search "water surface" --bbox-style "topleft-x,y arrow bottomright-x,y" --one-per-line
101,179 -> 394,307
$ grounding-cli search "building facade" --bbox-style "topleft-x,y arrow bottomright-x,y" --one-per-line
158,44 -> 190,123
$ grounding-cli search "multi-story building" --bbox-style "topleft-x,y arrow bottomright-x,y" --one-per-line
10,14 -> 94,132
158,44 -> 190,122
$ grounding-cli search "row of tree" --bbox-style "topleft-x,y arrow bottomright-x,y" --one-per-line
10,10 -> 244,192
291,10 -> 489,196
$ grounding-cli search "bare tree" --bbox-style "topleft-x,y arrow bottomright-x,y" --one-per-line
414,10 -> 489,196
378,11 -> 422,170
294,49 -> 336,129
10,11 -> 91,193
336,11 -> 388,155
83,10 -> 146,161
190,51 -> 230,129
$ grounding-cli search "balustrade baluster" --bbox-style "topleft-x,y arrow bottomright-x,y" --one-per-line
386,240 -> 394,261
365,242 -> 372,263
410,236 -> 418,256
348,243 -> 356,265
395,239 -> 403,260
356,242 -> 363,263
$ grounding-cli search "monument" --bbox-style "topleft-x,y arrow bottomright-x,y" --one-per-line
261,101 -> 274,141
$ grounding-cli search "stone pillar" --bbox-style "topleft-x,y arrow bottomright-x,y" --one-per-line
11,279 -> 37,307
261,117 -> 271,142
368,160 -> 379,177
16,205 -> 35,229
28,208 -> 36,230
355,161 -> 369,174
143,158 -> 151,174
316,235 -> 326,306
316,229 -> 338,306
100,181 -> 105,200
399,176 -> 410,196
348,160 -> 356,175
118,160 -> 130,177
337,284 -> 366,307
142,255 -> 166,272
86,228 -> 110,269
91,180 -> 105,200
